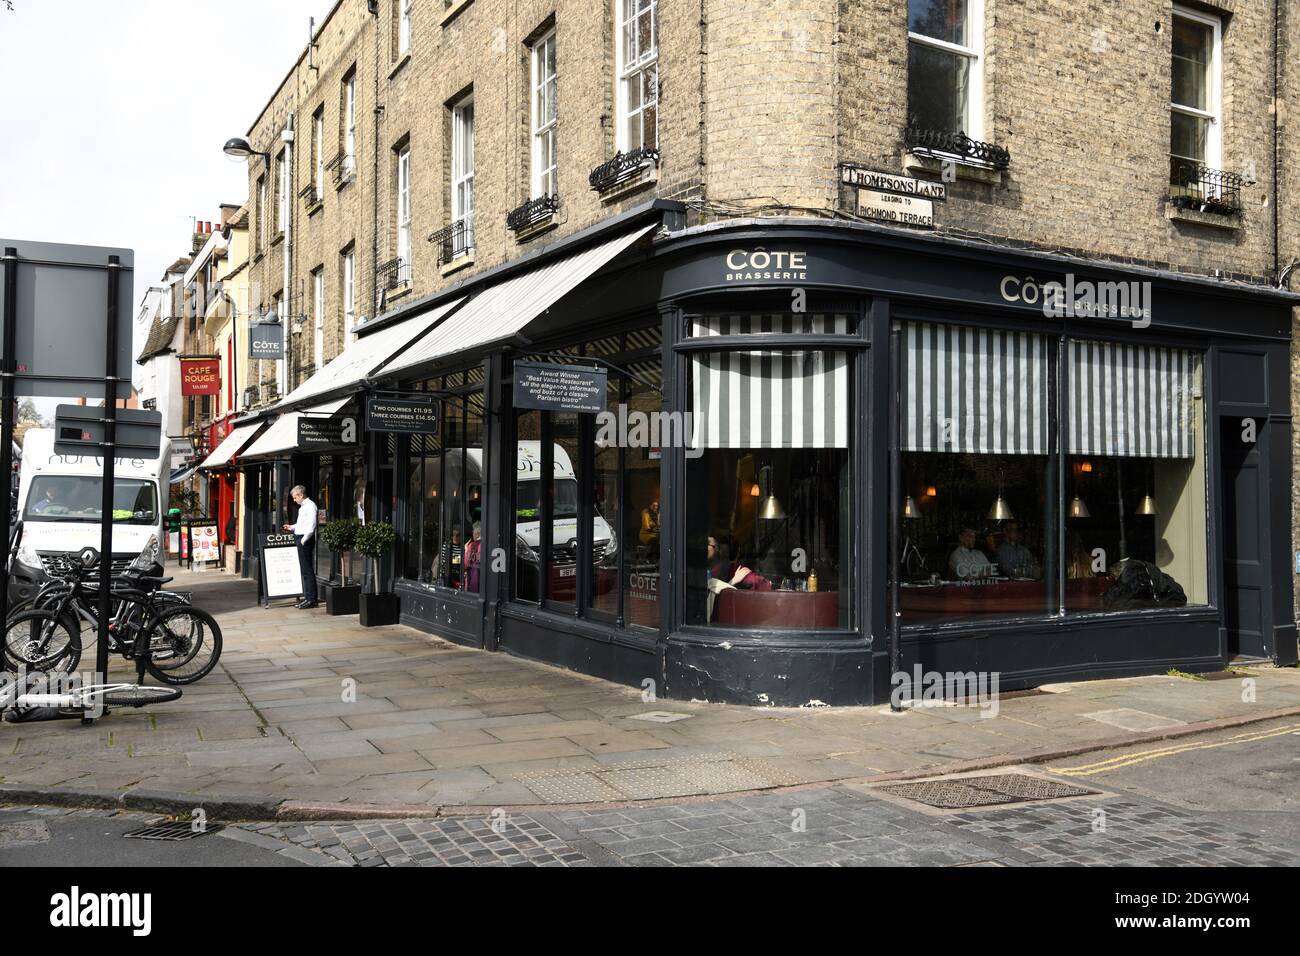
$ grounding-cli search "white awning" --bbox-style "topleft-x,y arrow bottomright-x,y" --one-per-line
241,397 -> 351,460
278,296 -> 466,406
199,421 -> 266,469
377,223 -> 656,379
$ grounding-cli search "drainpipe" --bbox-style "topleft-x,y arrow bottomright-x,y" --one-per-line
281,113 -> 294,394
371,1 -> 382,320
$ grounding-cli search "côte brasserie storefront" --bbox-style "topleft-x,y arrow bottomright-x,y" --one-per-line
231,204 -> 1299,706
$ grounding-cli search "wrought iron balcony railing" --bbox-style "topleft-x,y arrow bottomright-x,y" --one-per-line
429,220 -> 473,266
1169,159 -> 1244,216
589,147 -> 659,193
904,125 -> 1011,171
378,256 -> 411,290
507,195 -> 560,232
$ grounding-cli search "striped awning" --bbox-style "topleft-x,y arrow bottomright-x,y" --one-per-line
900,322 -> 1049,455
1067,341 -> 1199,458
690,314 -> 850,449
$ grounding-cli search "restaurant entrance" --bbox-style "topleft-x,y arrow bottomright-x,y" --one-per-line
1220,415 -> 1270,659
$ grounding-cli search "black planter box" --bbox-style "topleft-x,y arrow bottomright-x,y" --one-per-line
324,583 -> 361,616
359,591 -> 400,627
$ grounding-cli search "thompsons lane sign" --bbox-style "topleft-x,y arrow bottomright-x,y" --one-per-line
840,166 -> 947,201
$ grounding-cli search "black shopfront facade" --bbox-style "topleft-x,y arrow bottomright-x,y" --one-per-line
289,209 -> 1299,707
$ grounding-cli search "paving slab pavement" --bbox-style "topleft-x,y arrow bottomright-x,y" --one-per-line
2,566 -> 1299,815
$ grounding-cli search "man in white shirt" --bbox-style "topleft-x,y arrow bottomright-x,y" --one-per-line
282,484 -> 319,608
949,527 -> 992,580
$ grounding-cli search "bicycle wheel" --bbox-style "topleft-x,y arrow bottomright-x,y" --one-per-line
3,609 -> 82,673
101,685 -> 183,707
143,605 -> 222,685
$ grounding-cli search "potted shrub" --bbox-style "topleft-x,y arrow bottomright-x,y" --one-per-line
319,518 -> 361,615
354,521 -> 399,626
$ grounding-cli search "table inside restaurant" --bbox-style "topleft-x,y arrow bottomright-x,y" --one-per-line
715,588 -> 840,628
899,576 -> 1114,621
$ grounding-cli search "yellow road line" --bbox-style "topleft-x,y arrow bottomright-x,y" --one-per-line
1046,722 -> 1300,776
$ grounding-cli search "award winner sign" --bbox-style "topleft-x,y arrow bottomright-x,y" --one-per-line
513,361 -> 607,414
366,394 -> 440,434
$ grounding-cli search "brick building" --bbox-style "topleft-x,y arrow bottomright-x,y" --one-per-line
219,0 -> 1300,705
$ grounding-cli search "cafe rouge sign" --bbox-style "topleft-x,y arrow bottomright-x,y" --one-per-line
180,358 -> 220,396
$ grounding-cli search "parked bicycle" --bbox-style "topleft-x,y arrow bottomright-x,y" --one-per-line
1,537 -> 222,684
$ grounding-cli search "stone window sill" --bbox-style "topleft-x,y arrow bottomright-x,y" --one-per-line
306,199 -> 324,217
902,150 -> 1003,185
386,282 -> 413,301
1166,205 -> 1242,231
512,213 -> 558,243
441,0 -> 473,27
271,232 -> 285,247
440,254 -> 475,278
389,53 -> 411,81
598,164 -> 658,204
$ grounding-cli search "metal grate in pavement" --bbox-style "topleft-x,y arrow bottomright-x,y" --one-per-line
124,820 -> 225,841
876,773 -> 1094,810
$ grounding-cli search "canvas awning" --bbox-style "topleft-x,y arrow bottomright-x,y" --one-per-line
1067,341 -> 1199,458
199,421 -> 266,470
376,223 -> 656,380
240,397 -> 351,460
278,296 -> 466,407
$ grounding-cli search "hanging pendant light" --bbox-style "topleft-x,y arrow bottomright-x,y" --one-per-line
1136,495 -> 1159,516
987,495 -> 1014,521
1069,495 -> 1091,519
760,494 -> 785,521
902,496 -> 918,518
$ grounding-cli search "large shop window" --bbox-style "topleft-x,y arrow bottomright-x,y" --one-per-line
1063,340 -> 1207,610
511,329 -> 662,631
896,322 -> 1207,625
403,370 -> 486,592
685,314 -> 854,631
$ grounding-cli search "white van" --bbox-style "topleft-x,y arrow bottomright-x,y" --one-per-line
417,441 -> 616,598
10,428 -> 167,604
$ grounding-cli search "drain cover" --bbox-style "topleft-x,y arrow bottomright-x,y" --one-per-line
878,774 -> 1094,810
123,821 -> 225,841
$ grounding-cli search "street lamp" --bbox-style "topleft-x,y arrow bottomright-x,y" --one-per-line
222,137 -> 270,163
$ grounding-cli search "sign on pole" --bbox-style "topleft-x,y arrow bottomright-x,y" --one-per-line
365,394 -> 440,434
0,239 -> 134,399
513,361 -> 607,414
53,405 -> 162,458
180,357 -> 221,396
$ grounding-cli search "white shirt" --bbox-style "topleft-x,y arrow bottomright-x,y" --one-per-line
293,497 -> 318,542
949,545 -> 992,579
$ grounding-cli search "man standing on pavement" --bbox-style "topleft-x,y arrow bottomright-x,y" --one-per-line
282,485 -> 319,609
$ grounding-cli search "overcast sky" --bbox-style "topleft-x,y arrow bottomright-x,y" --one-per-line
0,0 -> 333,404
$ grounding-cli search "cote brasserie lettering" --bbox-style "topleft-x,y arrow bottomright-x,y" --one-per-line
725,248 -> 808,282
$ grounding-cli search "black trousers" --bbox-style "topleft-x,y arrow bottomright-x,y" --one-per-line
296,534 -> 318,603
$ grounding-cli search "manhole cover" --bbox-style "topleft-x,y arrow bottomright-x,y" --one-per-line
877,773 -> 1094,809
123,821 -> 225,841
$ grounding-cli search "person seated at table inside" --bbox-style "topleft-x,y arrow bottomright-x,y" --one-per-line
640,498 -> 660,548
706,534 -> 772,621
995,520 -> 1040,579
949,527 -> 993,579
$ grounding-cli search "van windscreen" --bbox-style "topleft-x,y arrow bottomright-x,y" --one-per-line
516,477 -> 578,520
24,476 -> 158,525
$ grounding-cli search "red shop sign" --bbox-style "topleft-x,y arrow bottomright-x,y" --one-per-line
181,358 -> 221,396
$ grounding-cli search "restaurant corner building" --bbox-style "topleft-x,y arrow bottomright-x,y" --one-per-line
230,205 -> 1299,707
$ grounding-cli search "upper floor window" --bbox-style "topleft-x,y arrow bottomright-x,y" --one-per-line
343,70 -> 358,173
276,149 -> 288,233
342,247 -> 357,342
1170,5 -> 1222,185
531,30 -> 558,198
398,0 -> 413,56
312,267 -> 325,368
312,107 -> 326,199
906,0 -> 984,139
256,175 -> 267,251
452,96 -> 475,254
396,143 -> 412,282
617,0 -> 657,152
